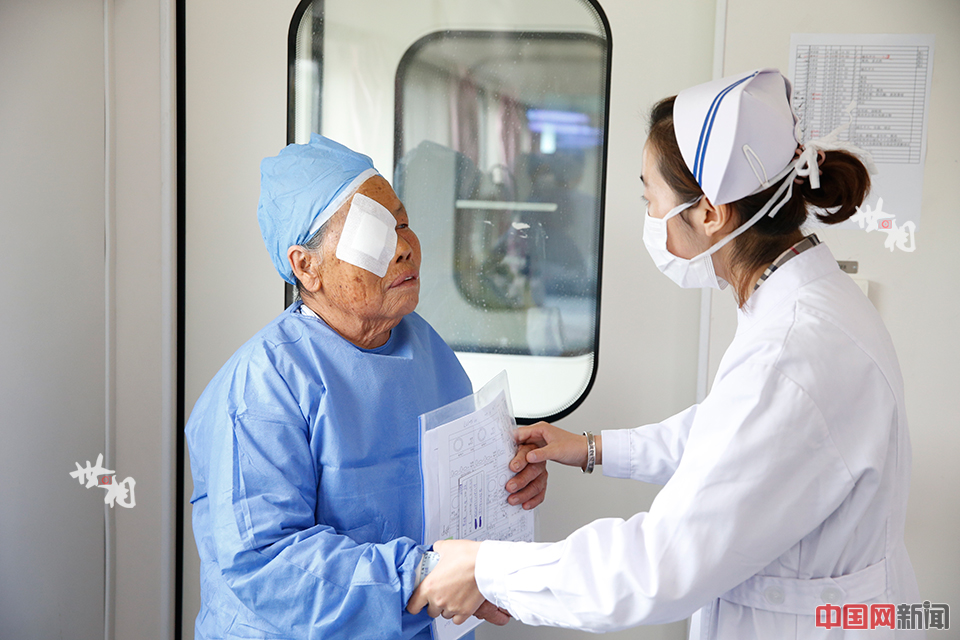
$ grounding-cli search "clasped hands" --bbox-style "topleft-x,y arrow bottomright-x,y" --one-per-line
406,422 -> 598,625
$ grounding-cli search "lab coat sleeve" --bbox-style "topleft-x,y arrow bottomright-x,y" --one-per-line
205,403 -> 424,639
476,363 -> 859,632
601,404 -> 698,484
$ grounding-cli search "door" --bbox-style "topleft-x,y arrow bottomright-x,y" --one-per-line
182,2 -> 714,639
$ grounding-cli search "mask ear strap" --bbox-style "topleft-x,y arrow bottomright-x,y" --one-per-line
699,168 -> 797,259
662,195 -> 704,222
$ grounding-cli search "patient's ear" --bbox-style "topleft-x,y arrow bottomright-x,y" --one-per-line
288,245 -> 322,293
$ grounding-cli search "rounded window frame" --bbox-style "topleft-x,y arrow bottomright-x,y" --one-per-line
286,0 -> 613,423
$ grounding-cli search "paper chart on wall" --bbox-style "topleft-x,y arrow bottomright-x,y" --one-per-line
789,33 -> 934,229
420,371 -> 535,640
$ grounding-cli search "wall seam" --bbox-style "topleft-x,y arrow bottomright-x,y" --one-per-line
697,0 -> 729,404
102,0 -> 117,639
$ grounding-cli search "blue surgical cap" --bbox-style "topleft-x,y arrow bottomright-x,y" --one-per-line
258,133 -> 379,284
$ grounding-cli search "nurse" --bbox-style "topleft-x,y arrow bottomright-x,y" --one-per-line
407,70 -> 922,638
186,134 -> 545,640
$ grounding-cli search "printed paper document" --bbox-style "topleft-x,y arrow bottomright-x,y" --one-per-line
419,371 -> 535,640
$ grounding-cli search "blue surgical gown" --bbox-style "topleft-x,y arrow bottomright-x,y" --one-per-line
186,302 -> 473,639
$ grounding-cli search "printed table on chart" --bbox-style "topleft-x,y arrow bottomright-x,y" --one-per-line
793,44 -> 930,164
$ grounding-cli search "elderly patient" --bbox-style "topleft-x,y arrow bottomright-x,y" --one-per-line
186,135 -> 546,640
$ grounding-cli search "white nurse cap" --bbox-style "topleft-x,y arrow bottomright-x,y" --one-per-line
673,69 -> 798,205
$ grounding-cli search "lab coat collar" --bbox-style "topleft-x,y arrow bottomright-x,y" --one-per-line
736,242 -> 840,332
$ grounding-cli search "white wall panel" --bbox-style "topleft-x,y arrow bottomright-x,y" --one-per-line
0,1 -> 106,638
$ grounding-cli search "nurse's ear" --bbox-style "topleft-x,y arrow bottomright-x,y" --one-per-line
700,197 -> 737,240
288,245 -> 323,294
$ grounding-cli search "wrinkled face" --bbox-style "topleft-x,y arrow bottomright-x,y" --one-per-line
318,175 -> 421,326
640,142 -> 707,260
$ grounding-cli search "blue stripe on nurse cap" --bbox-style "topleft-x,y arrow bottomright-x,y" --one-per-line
258,133 -> 380,284
673,69 -> 798,206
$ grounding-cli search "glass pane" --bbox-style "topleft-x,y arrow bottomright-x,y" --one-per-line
396,33 -> 604,355
290,0 -> 610,421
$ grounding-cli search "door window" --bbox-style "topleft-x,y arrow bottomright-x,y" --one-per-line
289,0 -> 611,421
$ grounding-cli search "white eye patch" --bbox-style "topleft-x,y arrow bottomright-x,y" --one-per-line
335,192 -> 398,278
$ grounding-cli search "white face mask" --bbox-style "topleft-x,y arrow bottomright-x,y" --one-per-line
642,196 -> 728,290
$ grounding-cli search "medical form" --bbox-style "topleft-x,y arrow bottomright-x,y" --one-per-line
419,371 -> 536,640
789,33 -> 935,227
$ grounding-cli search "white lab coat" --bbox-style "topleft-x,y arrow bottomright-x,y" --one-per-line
476,244 -> 923,638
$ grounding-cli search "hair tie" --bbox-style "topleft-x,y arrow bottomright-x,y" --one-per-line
793,147 -> 826,186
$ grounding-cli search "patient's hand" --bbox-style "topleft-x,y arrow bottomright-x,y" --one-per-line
473,600 -> 511,626
505,442 -> 548,509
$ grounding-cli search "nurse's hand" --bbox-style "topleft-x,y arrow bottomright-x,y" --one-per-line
407,539 -> 487,625
505,443 -> 548,509
517,421 -> 602,469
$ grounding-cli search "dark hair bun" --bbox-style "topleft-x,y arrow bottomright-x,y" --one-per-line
801,150 -> 871,224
